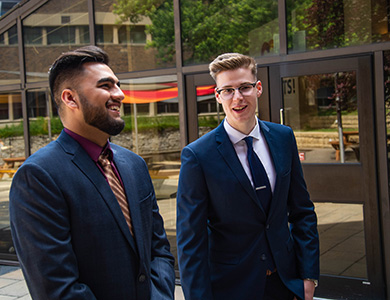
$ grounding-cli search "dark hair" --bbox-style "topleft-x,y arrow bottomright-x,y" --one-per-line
209,53 -> 257,81
48,45 -> 109,113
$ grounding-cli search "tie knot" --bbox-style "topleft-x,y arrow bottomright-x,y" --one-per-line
244,136 -> 254,148
98,152 -> 110,167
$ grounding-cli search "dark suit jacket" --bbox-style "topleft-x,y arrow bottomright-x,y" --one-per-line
177,120 -> 319,300
10,130 -> 175,300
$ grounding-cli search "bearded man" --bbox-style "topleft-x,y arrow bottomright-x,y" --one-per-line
10,46 -> 175,300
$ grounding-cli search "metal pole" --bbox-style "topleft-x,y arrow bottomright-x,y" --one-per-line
335,73 -> 345,163
133,103 -> 139,154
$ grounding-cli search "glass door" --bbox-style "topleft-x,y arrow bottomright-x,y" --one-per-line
270,56 -> 384,299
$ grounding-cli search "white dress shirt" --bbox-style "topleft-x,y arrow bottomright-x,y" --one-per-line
223,118 -> 276,193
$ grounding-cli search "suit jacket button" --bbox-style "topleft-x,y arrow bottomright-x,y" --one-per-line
138,274 -> 146,283
261,254 -> 267,261
266,224 -> 270,229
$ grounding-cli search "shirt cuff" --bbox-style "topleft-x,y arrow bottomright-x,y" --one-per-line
304,278 -> 318,287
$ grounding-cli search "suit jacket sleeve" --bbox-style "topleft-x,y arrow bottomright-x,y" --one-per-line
149,183 -> 176,300
176,146 -> 213,300
287,129 -> 320,280
10,162 -> 97,300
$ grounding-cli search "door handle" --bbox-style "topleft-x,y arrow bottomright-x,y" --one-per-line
280,108 -> 284,125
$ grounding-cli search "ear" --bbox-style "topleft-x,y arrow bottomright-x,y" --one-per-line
61,89 -> 79,110
256,80 -> 263,97
214,88 -> 223,104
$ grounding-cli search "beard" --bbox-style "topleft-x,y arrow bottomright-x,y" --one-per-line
78,93 -> 125,136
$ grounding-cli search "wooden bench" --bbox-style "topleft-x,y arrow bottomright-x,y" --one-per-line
329,141 -> 360,161
0,169 -> 17,179
2,157 -> 25,168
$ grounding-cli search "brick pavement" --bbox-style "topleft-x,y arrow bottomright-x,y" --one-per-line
0,265 -> 184,300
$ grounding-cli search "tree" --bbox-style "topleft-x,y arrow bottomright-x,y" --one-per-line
113,0 -> 278,64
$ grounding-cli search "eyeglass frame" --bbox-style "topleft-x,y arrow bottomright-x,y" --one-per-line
215,81 -> 258,100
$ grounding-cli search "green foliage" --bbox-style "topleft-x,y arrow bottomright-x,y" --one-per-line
0,123 -> 24,138
113,0 -> 165,23
198,116 -> 219,128
0,117 -> 64,139
121,115 -> 181,132
114,0 -> 278,64
145,2 -> 175,64
0,115 -> 221,137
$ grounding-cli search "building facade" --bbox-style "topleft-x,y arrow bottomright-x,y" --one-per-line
1,0 -> 390,299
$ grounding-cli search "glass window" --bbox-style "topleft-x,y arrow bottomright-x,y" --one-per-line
47,26 -> 76,45
0,0 -> 20,17
95,0 -> 175,72
111,75 -> 180,273
27,89 -> 60,155
0,92 -> 22,121
180,0 -> 279,66
0,91 -> 24,259
282,72 -> 359,164
287,0 -> 390,53
384,51 -> 390,195
196,84 -> 224,137
24,26 -> 43,45
118,25 -> 146,44
23,0 -> 90,83
0,25 -> 20,85
130,25 -> 146,44
316,202 -> 367,278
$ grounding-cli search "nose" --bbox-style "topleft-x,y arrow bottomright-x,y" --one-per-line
232,88 -> 244,100
112,85 -> 125,102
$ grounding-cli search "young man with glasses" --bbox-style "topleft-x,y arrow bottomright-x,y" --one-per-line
177,53 -> 319,300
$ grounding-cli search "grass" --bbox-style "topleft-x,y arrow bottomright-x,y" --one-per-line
0,115 -> 220,138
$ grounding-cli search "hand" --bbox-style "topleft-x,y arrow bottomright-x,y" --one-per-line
297,279 -> 315,300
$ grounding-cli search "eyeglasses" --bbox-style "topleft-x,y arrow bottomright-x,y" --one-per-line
215,82 -> 257,101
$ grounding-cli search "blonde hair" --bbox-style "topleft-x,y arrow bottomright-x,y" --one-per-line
209,53 -> 257,81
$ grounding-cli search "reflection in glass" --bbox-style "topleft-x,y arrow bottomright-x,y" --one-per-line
316,202 -> 367,279
384,51 -> 390,193
0,91 -> 25,258
287,0 -> 390,53
0,1 -> 20,17
96,0 -> 175,73
180,0 -> 279,66
0,25 -> 20,85
27,89 -> 61,155
110,75 -> 180,272
0,92 -> 22,121
282,72 -> 359,163
23,0 -> 90,83
195,84 -> 224,137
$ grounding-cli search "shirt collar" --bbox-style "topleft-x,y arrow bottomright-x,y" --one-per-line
223,117 -> 261,145
64,128 -> 111,162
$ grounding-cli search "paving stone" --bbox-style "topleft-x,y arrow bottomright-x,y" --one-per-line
0,281 -> 29,298
0,279 -> 17,289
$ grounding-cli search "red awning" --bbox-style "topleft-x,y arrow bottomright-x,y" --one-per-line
122,85 -> 215,104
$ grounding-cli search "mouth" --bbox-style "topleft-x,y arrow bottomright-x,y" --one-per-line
106,102 -> 121,114
232,105 -> 247,112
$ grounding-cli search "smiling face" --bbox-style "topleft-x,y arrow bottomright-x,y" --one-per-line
215,67 -> 262,134
61,62 -> 125,145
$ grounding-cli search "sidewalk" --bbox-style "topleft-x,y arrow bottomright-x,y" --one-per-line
0,266 -> 335,300
0,265 -> 185,300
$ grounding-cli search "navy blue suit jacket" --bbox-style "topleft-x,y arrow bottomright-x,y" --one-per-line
177,120 -> 319,300
10,130 -> 175,300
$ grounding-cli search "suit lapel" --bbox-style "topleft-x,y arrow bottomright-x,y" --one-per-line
215,122 -> 265,214
57,132 -> 138,254
259,121 -> 285,220
112,150 -> 143,256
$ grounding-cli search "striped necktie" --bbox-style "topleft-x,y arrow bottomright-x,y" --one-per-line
244,136 -> 272,214
98,152 -> 134,236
